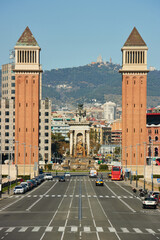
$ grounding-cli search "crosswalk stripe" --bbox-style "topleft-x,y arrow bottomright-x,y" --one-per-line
111,196 -> 116,198
121,228 -> 129,233
84,227 -> 90,232
27,195 -> 31,198
96,227 -> 103,232
0,228 -> 3,231
71,226 -> 78,232
6,227 -> 15,232
45,227 -> 53,232
32,227 -> 40,232
133,228 -> 142,233
99,195 -> 103,198
64,195 -> 67,197
58,227 -> 65,232
52,195 -> 55,197
129,196 -> 133,198
146,228 -> 155,234
105,195 -> 109,198
70,195 -> 73,197
33,195 -> 37,197
108,227 -> 116,232
82,195 -> 85,197
88,195 -> 91,198
123,196 -> 127,198
45,195 -> 49,197
57,195 -> 61,197
75,195 -> 79,197
19,227 -> 28,232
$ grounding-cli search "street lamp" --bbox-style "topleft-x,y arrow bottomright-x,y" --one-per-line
143,142 -> 146,190
15,141 -> 19,186
130,145 -> 132,184
136,143 -> 140,188
22,143 -> 26,180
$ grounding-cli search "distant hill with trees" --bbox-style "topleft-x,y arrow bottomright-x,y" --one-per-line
0,63 -> 160,107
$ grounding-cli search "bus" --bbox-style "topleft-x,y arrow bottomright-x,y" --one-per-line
111,166 -> 123,181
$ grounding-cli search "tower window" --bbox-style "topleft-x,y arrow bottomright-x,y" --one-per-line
141,128 -> 142,133
126,128 -> 128,132
19,128 -> 20,132
141,153 -> 142,158
26,128 -> 27,132
26,80 -> 28,84
134,128 -> 135,133
33,128 -> 34,132
19,153 -> 20,157
33,80 -> 35,84
26,103 -> 28,107
134,153 -> 135,158
141,104 -> 143,108
134,104 -> 135,108
134,80 -> 136,85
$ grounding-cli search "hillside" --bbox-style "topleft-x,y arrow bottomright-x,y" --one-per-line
1,63 -> 160,107
42,62 -> 160,107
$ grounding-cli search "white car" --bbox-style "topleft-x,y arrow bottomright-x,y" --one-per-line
44,173 -> 53,180
14,186 -> 25,194
21,182 -> 30,191
64,172 -> 71,177
142,197 -> 157,209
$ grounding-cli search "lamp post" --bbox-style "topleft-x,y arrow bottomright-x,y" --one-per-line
0,151 -> 2,198
143,142 -> 146,190
15,141 -> 19,186
29,145 -> 32,179
136,143 -> 140,188
151,139 -> 154,191
22,143 -> 26,180
130,145 -> 132,184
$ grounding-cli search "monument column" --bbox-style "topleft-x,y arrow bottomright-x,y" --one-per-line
70,130 -> 73,156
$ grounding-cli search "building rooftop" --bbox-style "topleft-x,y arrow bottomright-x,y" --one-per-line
16,26 -> 39,46
124,27 -> 146,47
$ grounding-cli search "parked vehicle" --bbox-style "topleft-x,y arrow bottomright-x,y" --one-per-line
20,182 -> 30,191
44,173 -> 53,180
142,197 -> 157,209
14,186 -> 25,194
95,178 -> 104,186
89,169 -> 98,178
59,176 -> 65,182
27,180 -> 34,189
64,172 -> 71,177
111,166 -> 123,181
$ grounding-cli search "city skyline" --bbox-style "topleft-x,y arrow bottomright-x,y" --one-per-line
1,0 -> 160,70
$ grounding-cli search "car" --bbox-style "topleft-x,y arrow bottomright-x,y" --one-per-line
14,185 -> 25,194
64,172 -> 71,177
26,180 -> 34,189
142,197 -> 157,209
44,173 -> 53,180
95,178 -> 104,186
107,172 -> 111,178
20,182 -> 29,191
59,176 -> 65,182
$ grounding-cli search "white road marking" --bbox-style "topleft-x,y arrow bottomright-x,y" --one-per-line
52,195 -> 55,197
99,195 -> 103,198
71,226 -> 78,232
27,195 -> 31,198
96,227 -> 103,232
58,227 -> 65,232
33,195 -> 37,197
75,195 -> 79,197
45,227 -> 53,232
121,228 -> 129,233
108,227 -> 116,232
82,195 -> 85,197
19,227 -> 28,232
69,195 -> 73,197
6,227 -> 15,232
87,195 -> 91,198
105,183 -> 136,213
111,196 -> 116,198
123,196 -> 127,198
133,228 -> 142,233
84,227 -> 90,232
57,195 -> 61,197
26,181 -> 58,211
0,181 -> 46,212
105,195 -> 109,198
45,195 -> 49,197
0,228 -> 3,231
63,195 -> 67,197
146,228 -> 155,234
32,227 -> 40,232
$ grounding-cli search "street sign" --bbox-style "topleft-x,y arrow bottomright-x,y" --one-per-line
151,174 -> 153,180
157,179 -> 160,183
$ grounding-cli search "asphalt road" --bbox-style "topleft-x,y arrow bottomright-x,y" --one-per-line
0,172 -> 160,240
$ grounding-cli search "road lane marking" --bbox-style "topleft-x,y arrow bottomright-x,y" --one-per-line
146,228 -> 155,234
108,227 -> 116,232
71,226 -> 78,232
104,183 -> 136,213
26,181 -> 58,211
0,180 -> 46,212
89,181 -> 121,240
39,178 -> 73,240
57,195 -> 61,197
19,227 -> 28,232
121,228 -> 129,233
33,195 -> 37,197
45,227 -> 53,232
84,227 -> 91,232
27,195 -> 31,198
45,195 -> 49,197
58,227 -> 65,232
6,227 -> 15,232
32,227 -> 40,232
96,227 -> 103,232
133,228 -> 142,233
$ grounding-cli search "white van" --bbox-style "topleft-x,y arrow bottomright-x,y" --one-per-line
89,169 -> 98,178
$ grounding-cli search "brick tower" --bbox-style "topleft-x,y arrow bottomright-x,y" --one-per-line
14,27 -> 42,169
119,27 -> 149,166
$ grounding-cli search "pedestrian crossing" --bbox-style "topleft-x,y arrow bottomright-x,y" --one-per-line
0,225 -> 160,234
51,179 -> 112,182
9,194 -> 135,199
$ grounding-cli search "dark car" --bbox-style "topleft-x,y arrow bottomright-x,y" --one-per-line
59,176 -> 65,182
95,178 -> 104,186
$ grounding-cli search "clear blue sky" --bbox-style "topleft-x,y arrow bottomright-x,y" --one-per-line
1,0 -> 160,70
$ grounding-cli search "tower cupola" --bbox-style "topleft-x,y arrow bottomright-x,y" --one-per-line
120,27 -> 148,72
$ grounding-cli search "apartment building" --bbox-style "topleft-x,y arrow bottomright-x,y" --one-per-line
1,63 -> 15,99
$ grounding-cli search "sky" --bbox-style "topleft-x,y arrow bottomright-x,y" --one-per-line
0,0 -> 160,70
